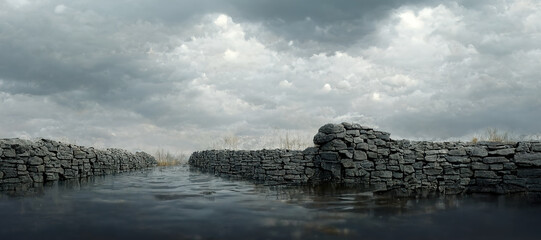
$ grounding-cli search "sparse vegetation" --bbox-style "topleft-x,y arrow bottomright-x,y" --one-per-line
154,149 -> 188,166
471,128 -> 513,143
204,129 -> 313,150
279,131 -> 313,150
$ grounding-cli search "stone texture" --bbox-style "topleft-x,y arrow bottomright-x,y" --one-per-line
1,138 -> 156,191
189,122 -> 541,195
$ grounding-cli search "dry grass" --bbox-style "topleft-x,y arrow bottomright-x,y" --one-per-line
204,129 -> 313,150
279,131 -> 313,150
471,128 -> 512,143
154,149 -> 188,166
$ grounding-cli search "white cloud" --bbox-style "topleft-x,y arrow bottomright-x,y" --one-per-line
1,0 -> 541,152
279,80 -> 292,88
321,83 -> 332,92
214,14 -> 229,28
54,4 -> 67,14
6,0 -> 29,8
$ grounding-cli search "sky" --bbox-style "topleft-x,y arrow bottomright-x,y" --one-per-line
1,0 -> 540,153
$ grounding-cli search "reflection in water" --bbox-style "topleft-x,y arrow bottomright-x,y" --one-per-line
1,165 -> 541,240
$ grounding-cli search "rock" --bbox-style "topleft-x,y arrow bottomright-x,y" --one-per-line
423,168 -> 443,175
320,139 -> 347,151
446,156 -> 470,163
359,160 -> 374,169
401,165 -> 415,174
489,164 -> 504,170
448,149 -> 467,156
372,171 -> 392,178
515,153 -> 541,166
489,148 -> 515,156
353,151 -> 367,161
475,170 -> 499,179
313,132 -> 335,145
27,156 -> 44,166
517,169 -> 541,178
340,159 -> 355,168
470,147 -> 488,157
472,162 -> 489,170
355,142 -> 369,150
320,152 -> 339,162
318,123 -> 346,134
482,157 -> 509,164
3,148 -> 16,158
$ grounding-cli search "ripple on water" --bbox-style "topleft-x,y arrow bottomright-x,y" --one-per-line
2,165 -> 541,240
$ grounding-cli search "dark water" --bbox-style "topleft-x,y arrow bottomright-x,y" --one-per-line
1,166 -> 541,240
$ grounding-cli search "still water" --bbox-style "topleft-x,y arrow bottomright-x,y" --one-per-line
1,165 -> 541,240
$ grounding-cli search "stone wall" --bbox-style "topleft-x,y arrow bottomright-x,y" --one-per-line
189,123 -> 541,195
0,138 -> 157,191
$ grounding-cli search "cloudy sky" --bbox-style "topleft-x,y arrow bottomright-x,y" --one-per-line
1,0 -> 540,153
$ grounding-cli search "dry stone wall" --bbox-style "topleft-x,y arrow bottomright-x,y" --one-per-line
0,138 -> 157,191
189,123 -> 541,195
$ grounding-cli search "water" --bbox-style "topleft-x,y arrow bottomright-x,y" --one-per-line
1,165 -> 541,240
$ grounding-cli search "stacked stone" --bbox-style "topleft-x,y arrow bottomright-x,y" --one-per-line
0,138 -> 157,191
313,123 -> 397,191
313,123 -> 541,194
189,148 -> 318,185
189,122 -> 541,195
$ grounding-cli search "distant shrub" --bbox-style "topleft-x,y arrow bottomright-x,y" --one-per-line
154,149 -> 187,166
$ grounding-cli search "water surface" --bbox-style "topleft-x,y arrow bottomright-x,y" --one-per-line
1,165 -> 541,239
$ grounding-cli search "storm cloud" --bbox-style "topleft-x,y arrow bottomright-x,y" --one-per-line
1,0 -> 540,152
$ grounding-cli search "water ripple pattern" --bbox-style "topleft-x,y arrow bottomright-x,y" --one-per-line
1,165 -> 541,240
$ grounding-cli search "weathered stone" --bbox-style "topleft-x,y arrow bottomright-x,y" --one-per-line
423,168 -> 443,175
321,139 -> 348,151
375,164 -> 387,170
483,157 -> 509,164
318,123 -> 346,134
532,143 -> 541,152
321,162 -> 341,178
448,149 -> 466,156
305,168 -> 315,177
377,148 -> 390,156
425,149 -> 448,155
503,162 -> 517,170
367,151 -> 377,159
355,142 -> 369,150
346,129 -> 360,136
488,148 -> 515,156
401,165 -> 415,174
341,159 -> 355,168
339,150 -> 353,159
460,168 -> 473,177
359,160 -> 374,169
3,148 -> 16,158
392,172 -> 403,179
475,170 -> 499,179
425,155 -> 438,162
489,164 -> 503,171
517,169 -> 541,178
470,147 -> 488,157
313,132 -> 335,145
472,162 -> 489,170
372,171 -> 392,178
446,156 -> 470,163
387,166 -> 400,171
320,152 -> 339,162
515,153 -> 541,166
27,156 -> 44,166
353,150 -> 367,161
